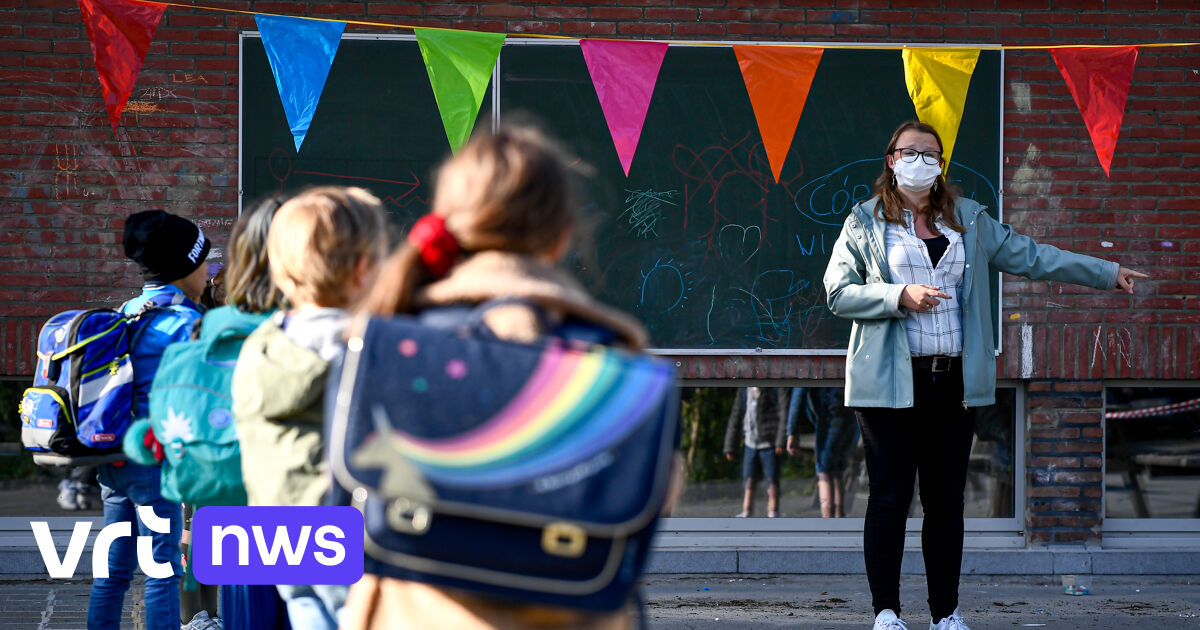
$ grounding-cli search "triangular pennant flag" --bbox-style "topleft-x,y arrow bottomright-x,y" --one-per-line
580,40 -> 669,177
1051,46 -> 1138,178
256,15 -> 345,152
415,28 -> 505,154
78,0 -> 166,130
734,45 -> 824,184
902,48 -> 980,173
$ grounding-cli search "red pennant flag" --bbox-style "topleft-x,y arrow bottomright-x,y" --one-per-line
78,0 -> 166,130
1050,46 -> 1138,178
734,46 -> 823,184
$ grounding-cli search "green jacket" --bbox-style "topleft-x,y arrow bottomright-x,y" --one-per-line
232,317 -> 331,507
823,196 -> 1118,409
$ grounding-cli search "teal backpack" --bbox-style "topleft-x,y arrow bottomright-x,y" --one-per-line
126,306 -> 269,506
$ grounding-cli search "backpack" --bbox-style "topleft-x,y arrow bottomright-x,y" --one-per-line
327,304 -> 679,611
19,294 -> 182,456
143,306 -> 269,506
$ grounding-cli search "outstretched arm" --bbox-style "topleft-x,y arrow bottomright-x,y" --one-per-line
979,212 -> 1141,290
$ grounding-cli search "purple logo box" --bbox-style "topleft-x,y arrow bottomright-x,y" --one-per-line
192,506 -> 363,585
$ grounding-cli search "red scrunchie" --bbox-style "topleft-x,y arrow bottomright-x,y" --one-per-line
408,214 -> 459,278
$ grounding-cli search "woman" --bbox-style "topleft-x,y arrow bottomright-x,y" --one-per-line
345,126 -> 654,630
823,121 -> 1146,630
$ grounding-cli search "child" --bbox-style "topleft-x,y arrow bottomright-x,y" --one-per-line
88,210 -> 209,630
187,195 -> 290,630
787,387 -> 860,518
232,186 -> 388,630
724,387 -> 789,518
345,126 -> 651,630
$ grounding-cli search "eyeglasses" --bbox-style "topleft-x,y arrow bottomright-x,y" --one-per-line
891,147 -> 942,166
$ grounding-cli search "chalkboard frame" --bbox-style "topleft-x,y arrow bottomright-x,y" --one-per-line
238,34 -> 1005,356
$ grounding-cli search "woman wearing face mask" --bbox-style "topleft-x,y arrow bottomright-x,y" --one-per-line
824,121 -> 1146,630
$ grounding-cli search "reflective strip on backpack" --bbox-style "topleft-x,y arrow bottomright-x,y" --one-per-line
77,360 -> 133,410
51,319 -> 125,361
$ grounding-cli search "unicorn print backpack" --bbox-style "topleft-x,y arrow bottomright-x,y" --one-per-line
327,308 -> 679,611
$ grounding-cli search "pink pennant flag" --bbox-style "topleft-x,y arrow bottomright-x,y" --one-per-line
580,40 -> 669,177
1050,46 -> 1138,178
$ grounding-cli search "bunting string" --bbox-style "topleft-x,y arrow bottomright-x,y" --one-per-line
75,0 -> 1200,177
135,0 -> 1200,49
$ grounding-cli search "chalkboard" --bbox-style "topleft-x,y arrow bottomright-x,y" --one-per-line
241,36 -> 1002,352
240,34 -> 492,231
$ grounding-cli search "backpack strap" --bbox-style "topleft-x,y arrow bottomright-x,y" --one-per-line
125,291 -> 202,350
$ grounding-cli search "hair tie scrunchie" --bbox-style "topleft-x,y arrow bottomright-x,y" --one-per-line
408,214 -> 459,278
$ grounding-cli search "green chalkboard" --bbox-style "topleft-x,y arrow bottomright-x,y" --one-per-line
241,36 -> 1002,352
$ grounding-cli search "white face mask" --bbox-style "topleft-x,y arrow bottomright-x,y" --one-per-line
892,159 -> 941,192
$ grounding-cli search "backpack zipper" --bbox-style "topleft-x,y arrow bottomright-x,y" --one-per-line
52,312 -> 125,361
80,355 -> 128,380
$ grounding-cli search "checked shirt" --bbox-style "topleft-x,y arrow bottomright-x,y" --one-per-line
885,208 -> 965,357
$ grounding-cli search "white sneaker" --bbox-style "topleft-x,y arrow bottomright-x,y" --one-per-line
874,609 -> 908,630
183,610 -> 223,630
930,609 -> 970,630
56,479 -> 80,511
70,480 -> 92,510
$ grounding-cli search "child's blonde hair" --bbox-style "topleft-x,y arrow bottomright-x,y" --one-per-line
362,126 -> 578,315
268,186 -> 388,308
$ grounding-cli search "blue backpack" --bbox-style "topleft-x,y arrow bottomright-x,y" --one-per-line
19,294 -> 183,456
133,306 -> 268,506
327,304 -> 679,611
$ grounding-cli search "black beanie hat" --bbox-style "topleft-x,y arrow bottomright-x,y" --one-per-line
122,210 -> 211,283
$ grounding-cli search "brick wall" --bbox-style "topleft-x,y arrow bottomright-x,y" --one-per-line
1026,379 -> 1105,543
2,0 -> 1199,541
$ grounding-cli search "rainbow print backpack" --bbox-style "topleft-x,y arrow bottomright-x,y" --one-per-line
327,307 -> 679,611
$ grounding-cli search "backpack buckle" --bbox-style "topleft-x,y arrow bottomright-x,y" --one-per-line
386,498 -> 432,535
541,522 -> 587,558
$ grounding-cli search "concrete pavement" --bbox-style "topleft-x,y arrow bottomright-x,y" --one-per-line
0,574 -> 1196,629
643,574 -> 1200,629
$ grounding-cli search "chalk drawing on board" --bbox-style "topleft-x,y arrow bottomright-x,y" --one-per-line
792,158 -> 999,228
620,189 -> 677,239
639,258 -> 694,313
265,148 -> 429,211
717,224 -> 762,266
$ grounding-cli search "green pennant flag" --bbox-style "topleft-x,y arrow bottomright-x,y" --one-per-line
415,28 -> 505,153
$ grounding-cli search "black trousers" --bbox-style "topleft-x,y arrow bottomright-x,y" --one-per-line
854,361 -> 975,623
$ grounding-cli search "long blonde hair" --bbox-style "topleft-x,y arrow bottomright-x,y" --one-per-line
361,126 -> 578,316
873,121 -> 965,234
223,194 -> 286,313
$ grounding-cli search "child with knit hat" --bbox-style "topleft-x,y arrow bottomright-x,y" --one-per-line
87,210 -> 209,630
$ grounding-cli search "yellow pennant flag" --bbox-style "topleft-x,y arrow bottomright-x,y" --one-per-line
901,48 -> 980,174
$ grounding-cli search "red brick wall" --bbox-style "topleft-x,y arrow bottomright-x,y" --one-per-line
2,0 -> 1198,539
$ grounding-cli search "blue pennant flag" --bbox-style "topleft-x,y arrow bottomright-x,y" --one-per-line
256,15 -> 345,152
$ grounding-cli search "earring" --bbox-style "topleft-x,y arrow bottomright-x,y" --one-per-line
891,174 -> 896,188
932,180 -> 938,192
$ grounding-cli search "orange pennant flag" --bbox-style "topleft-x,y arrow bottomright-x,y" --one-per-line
734,46 -> 824,183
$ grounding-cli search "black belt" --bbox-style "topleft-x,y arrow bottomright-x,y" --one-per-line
912,355 -> 960,373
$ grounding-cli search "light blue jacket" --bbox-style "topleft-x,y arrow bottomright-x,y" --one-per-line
823,196 -> 1118,409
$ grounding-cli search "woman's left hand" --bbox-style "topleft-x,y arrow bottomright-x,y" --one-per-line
1114,267 -> 1148,294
